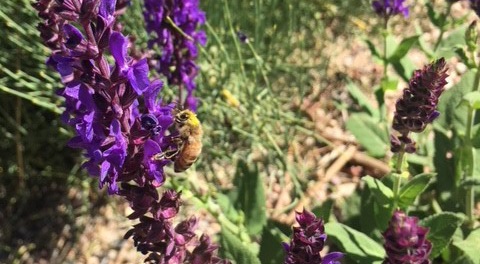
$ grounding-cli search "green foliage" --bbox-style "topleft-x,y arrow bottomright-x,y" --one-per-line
0,0 -> 60,113
219,227 -> 262,264
397,173 -> 434,209
453,228 -> 480,264
258,222 -> 289,264
346,113 -> 389,158
346,82 -> 380,119
325,222 -> 385,264
420,212 -> 465,259
461,91 -> 480,109
435,25 -> 468,59
363,176 -> 393,206
387,35 -> 419,63
437,70 -> 475,135
232,160 -> 267,236
362,176 -> 394,230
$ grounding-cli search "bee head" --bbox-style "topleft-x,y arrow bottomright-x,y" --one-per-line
175,109 -> 200,127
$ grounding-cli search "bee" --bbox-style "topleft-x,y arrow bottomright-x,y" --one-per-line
151,109 -> 203,172
153,109 -> 203,172
171,109 -> 203,172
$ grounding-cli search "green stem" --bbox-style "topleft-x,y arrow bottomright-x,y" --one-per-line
383,17 -> 388,77
464,67 -> 480,228
165,16 -> 194,41
462,106 -> 474,227
393,143 -> 406,204
474,68 -> 480,92
223,0 -> 246,81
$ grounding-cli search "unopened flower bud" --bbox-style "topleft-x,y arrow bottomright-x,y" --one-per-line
467,21 -> 479,53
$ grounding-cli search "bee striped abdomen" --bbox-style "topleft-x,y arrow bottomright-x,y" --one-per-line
174,137 -> 202,172
172,109 -> 203,172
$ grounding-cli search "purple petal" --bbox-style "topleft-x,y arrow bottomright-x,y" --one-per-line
109,32 -> 128,71
128,59 -> 150,94
321,252 -> 344,264
109,118 -> 121,136
63,24 -> 84,49
99,0 -> 116,21
144,80 -> 163,112
144,139 -> 161,158
100,160 -> 111,182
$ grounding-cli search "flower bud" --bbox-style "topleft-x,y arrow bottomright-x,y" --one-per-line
466,20 -> 478,53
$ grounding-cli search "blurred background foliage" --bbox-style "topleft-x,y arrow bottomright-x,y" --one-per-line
0,0 -> 375,262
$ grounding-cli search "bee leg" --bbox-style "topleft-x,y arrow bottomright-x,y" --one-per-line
152,148 -> 180,161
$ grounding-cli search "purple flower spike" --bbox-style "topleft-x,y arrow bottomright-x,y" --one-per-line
372,0 -> 409,18
391,58 -> 448,153
143,0 -> 206,109
383,210 -> 432,264
35,0 -> 230,262
283,209 -> 343,264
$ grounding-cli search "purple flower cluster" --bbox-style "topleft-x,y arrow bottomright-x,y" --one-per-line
372,0 -> 409,19
34,0 -> 228,262
143,0 -> 207,111
283,209 -> 343,264
121,186 -> 230,263
383,210 -> 432,264
391,58 -> 448,153
35,0 -> 175,194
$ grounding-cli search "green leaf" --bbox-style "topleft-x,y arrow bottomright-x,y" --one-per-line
453,229 -> 480,264
420,212 -> 464,258
461,91 -> 480,109
346,82 -> 379,119
385,34 -> 399,59
365,39 -> 381,60
472,124 -> 480,148
219,227 -> 262,264
392,56 -> 416,82
454,47 -> 475,69
388,35 -> 419,63
346,113 -> 389,158
435,25 -> 468,59
380,77 -> 399,92
426,3 -> 442,28
363,176 -> 393,206
312,199 -> 334,221
397,173 -> 434,209
258,222 -> 289,264
436,70 -> 475,134
234,160 -> 267,235
325,222 -> 385,264
363,176 -> 395,230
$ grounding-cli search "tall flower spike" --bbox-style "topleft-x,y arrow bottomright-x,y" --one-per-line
372,0 -> 409,19
390,58 -> 448,153
283,209 -> 343,264
383,210 -> 432,264
35,0 -> 230,262
143,0 -> 207,111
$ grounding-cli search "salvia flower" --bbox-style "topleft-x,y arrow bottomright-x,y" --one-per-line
372,0 -> 409,19
34,0 -> 229,262
383,210 -> 432,264
143,0 -> 207,111
391,58 -> 448,153
283,209 -> 343,264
